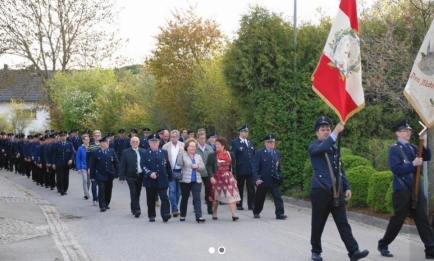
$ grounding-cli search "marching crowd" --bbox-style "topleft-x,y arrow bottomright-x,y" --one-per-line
2,117 -> 433,261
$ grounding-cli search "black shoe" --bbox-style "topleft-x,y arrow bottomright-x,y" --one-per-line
163,214 -> 171,222
60,191 -> 65,196
106,206 -> 110,209
311,252 -> 322,261
84,195 -> 89,200
45,186 -> 49,188
254,214 -> 260,219
237,206 -> 244,210
180,217 -> 185,221
135,211 -> 141,218
349,249 -> 369,261
100,208 -> 106,212
172,211 -> 179,217
248,207 -> 254,210
426,254 -> 434,259
149,217 -> 155,222
276,214 -> 287,220
232,216 -> 239,221
50,187 -> 54,190
377,246 -> 393,257
196,217 -> 206,223
212,216 -> 218,220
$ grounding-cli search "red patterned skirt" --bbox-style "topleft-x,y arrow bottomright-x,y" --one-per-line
209,170 -> 241,204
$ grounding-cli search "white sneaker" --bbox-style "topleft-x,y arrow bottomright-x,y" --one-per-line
93,201 -> 97,206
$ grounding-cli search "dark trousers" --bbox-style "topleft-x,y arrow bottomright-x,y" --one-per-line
48,168 -> 56,188
380,190 -> 434,250
126,175 -> 143,214
8,156 -> 14,171
310,188 -> 359,254
31,162 -> 37,181
145,187 -> 169,219
202,177 -> 212,211
25,160 -> 31,177
56,166 -> 70,193
97,177 -> 114,209
236,175 -> 256,209
180,182 -> 202,219
253,181 -> 284,216
33,164 -> 42,184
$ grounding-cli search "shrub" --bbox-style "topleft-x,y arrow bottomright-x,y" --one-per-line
367,171 -> 393,213
302,158 -> 313,194
385,181 -> 394,213
341,154 -> 372,170
345,165 -> 376,207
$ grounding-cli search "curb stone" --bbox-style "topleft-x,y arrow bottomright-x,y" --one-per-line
282,196 -> 419,235
0,175 -> 90,261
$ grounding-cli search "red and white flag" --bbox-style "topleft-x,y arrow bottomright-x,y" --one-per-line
404,19 -> 434,128
312,0 -> 364,123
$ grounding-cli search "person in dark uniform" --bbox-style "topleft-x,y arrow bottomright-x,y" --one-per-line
52,130 -> 75,196
37,136 -> 47,187
231,124 -> 255,210
308,116 -> 368,261
0,132 -> 6,169
114,129 -> 128,162
44,134 -> 56,190
139,128 -> 150,149
140,133 -> 172,222
378,119 -> 434,259
23,135 -> 32,178
108,132 -> 115,149
90,136 -> 120,212
127,128 -> 138,148
6,133 -> 16,172
14,134 -> 25,175
158,129 -> 169,148
252,134 -> 285,219
30,134 -> 40,182
119,137 -> 145,218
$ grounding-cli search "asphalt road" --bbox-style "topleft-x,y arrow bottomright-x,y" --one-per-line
2,170 -> 430,261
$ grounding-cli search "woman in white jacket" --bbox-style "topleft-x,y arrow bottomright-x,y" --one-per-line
176,138 -> 206,223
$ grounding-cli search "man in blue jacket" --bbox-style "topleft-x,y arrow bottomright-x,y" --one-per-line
308,116 -> 368,261
140,133 -> 172,222
90,136 -> 119,212
378,119 -> 434,259
52,131 -> 75,196
231,124 -> 255,211
252,134 -> 285,220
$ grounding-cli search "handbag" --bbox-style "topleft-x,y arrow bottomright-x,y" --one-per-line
172,168 -> 183,181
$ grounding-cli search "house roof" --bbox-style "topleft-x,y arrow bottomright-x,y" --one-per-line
0,68 -> 49,103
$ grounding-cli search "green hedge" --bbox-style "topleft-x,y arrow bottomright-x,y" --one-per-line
385,181 -> 394,213
345,165 -> 376,207
367,171 -> 393,213
341,155 -> 372,170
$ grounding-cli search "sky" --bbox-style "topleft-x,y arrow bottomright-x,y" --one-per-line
0,0 -> 374,67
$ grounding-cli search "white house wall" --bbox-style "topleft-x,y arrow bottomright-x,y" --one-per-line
0,102 -> 49,134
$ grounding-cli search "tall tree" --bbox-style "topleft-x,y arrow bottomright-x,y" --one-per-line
146,6 -> 225,128
0,0 -> 122,79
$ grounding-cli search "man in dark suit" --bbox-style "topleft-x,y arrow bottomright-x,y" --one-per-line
90,136 -> 120,212
378,119 -> 434,259
252,134 -> 285,220
114,129 -> 128,161
231,124 -> 256,211
119,137 -> 145,218
139,128 -> 150,149
52,131 -> 75,196
140,133 -> 172,222
308,116 -> 368,261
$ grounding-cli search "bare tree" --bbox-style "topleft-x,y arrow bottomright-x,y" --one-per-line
0,0 -> 123,79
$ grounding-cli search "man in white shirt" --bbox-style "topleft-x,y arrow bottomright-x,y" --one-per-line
162,130 -> 184,217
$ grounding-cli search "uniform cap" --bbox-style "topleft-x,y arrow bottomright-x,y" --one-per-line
118,129 -> 125,133
142,128 -> 150,132
39,136 -> 45,141
0,132 -> 5,135
391,119 -> 412,132
107,132 -> 114,137
148,133 -> 160,141
130,128 -> 138,134
209,131 -> 218,138
237,124 -> 248,132
44,130 -> 50,133
99,136 -> 108,143
27,135 -> 33,139
314,116 -> 333,131
59,130 -> 67,136
263,133 -> 276,142
49,134 -> 55,138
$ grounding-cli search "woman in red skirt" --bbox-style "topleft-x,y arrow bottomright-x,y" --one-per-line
206,137 -> 241,221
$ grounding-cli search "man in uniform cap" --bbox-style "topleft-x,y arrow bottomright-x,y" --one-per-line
377,119 -> 434,259
140,128 -> 151,150
23,135 -> 32,178
252,134 -> 285,220
114,129 -> 128,161
52,130 -> 75,196
90,136 -> 120,212
127,128 -> 138,149
107,132 -> 115,149
231,124 -> 256,211
140,133 -> 173,222
206,131 -> 217,151
308,116 -> 368,261
0,132 -> 6,169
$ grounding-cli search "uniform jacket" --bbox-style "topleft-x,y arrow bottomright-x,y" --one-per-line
176,152 -> 205,183
23,141 -> 31,159
119,147 -> 145,180
252,147 -> 283,188
195,143 -> 214,177
139,137 -> 150,150
140,148 -> 172,188
389,141 -> 431,191
33,142 -> 41,164
114,137 -> 128,160
230,137 -> 254,176
15,140 -> 24,157
206,151 -> 236,179
90,148 -> 120,181
30,141 -> 39,160
39,144 -> 46,165
44,143 -> 53,165
52,141 -> 75,167
308,137 -> 350,192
